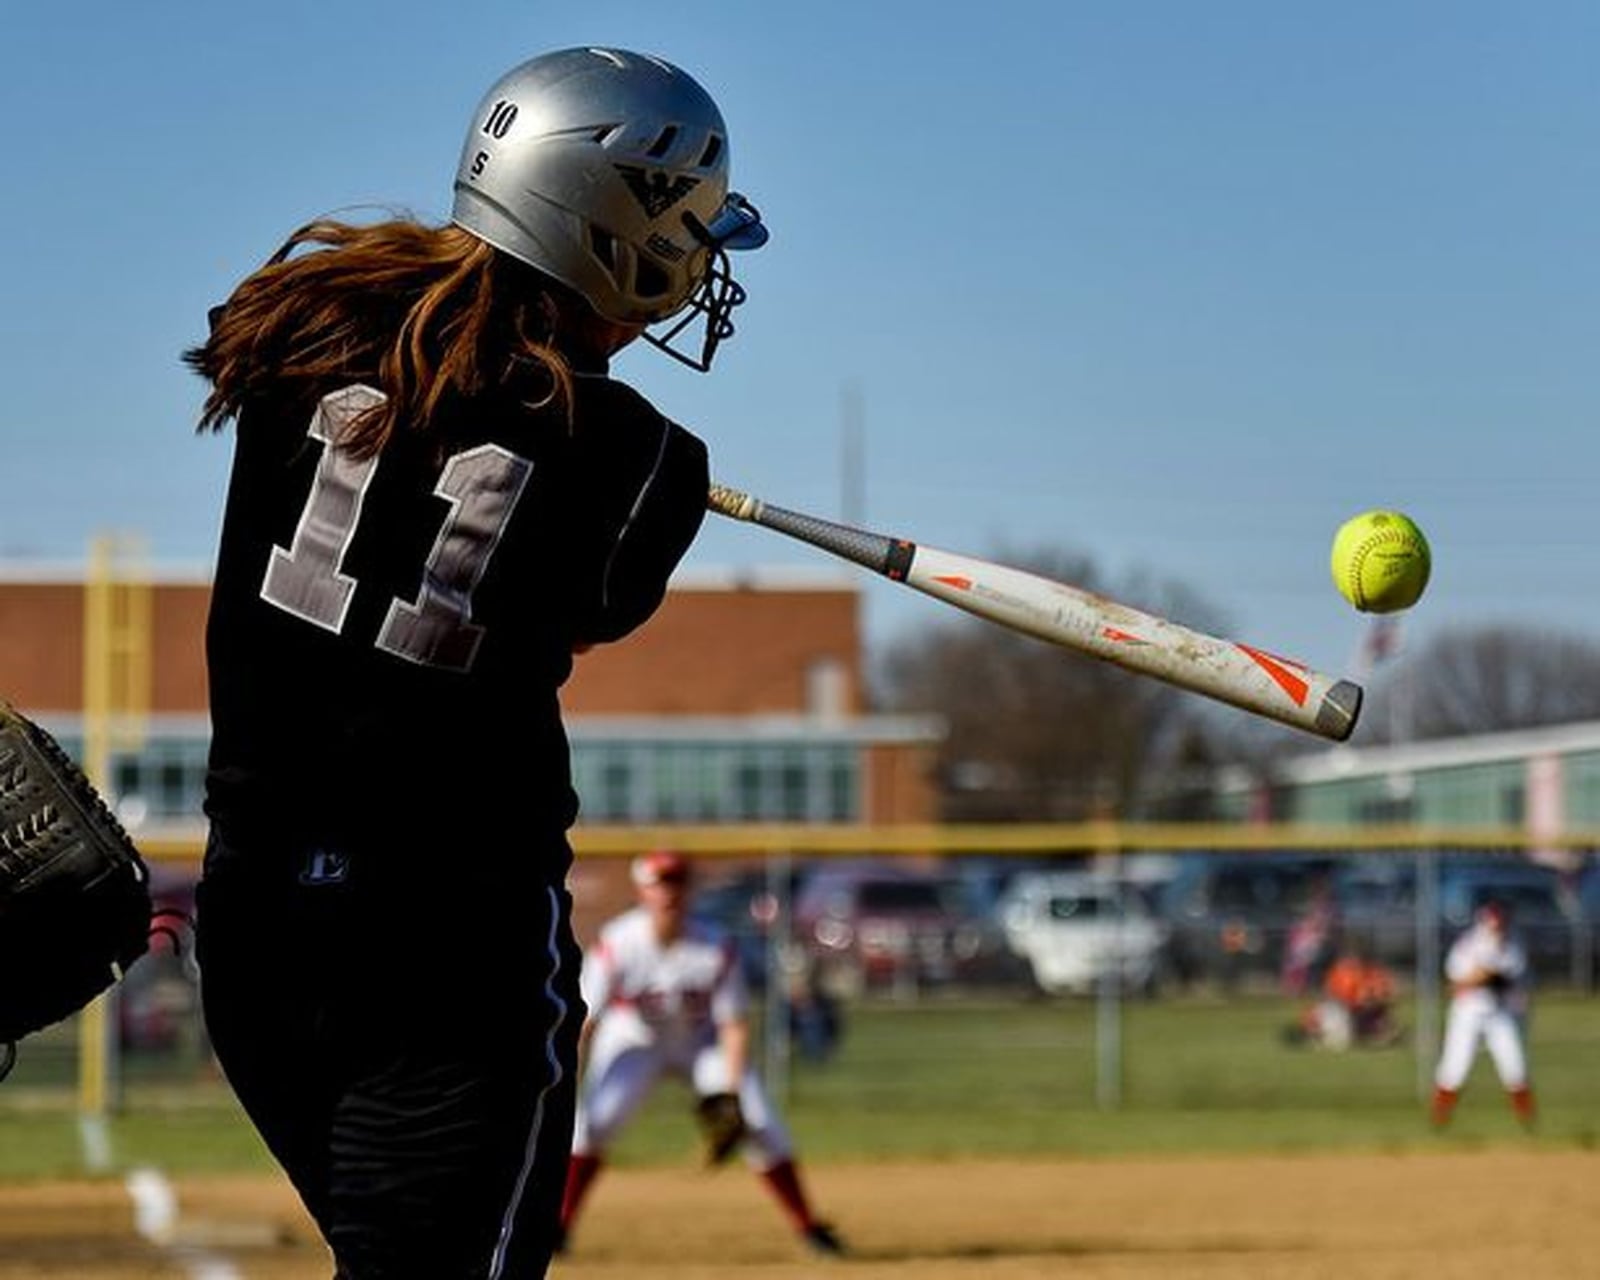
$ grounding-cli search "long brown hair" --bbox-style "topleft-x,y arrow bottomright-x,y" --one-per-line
184,217 -> 574,456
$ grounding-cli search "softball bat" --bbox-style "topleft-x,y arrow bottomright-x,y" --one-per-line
706,483 -> 1362,741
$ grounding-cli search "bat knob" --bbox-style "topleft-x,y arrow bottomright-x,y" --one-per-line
707,484 -> 758,521
1316,680 -> 1364,742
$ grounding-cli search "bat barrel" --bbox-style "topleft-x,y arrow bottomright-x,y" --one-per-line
706,484 -> 1364,742
906,544 -> 1364,741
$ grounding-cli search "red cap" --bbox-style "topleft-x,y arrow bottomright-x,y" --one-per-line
632,850 -> 691,888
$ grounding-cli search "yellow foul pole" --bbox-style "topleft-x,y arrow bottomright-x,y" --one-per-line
78,534 -> 151,1119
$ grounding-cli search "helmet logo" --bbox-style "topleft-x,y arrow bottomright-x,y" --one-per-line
645,232 -> 686,262
615,165 -> 701,217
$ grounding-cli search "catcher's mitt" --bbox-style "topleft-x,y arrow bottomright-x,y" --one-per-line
693,1091 -> 748,1166
0,700 -> 154,1081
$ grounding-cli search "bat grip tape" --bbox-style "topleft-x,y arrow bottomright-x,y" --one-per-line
755,504 -> 916,580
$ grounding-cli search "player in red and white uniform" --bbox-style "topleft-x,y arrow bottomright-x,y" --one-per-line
1430,899 -> 1537,1128
559,850 -> 842,1256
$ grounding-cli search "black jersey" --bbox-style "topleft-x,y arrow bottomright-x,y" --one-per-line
203,371 -> 707,867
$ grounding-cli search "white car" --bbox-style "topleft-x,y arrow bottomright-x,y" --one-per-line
997,872 -> 1169,996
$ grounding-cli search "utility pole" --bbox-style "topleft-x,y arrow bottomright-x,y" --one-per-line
840,381 -> 864,526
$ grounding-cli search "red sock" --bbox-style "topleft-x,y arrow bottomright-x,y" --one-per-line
760,1159 -> 818,1232
1430,1087 -> 1459,1127
1509,1087 -> 1536,1126
560,1153 -> 603,1231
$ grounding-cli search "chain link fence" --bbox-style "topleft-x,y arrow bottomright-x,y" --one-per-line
4,828 -> 1595,1118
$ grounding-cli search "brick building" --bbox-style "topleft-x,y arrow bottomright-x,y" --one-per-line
0,562 -> 941,842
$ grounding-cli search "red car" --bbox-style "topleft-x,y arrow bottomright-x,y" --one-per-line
793,863 -> 1004,996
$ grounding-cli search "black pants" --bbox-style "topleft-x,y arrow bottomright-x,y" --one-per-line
195,837 -> 583,1279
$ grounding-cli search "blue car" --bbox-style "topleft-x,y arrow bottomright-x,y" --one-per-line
1335,853 -> 1586,980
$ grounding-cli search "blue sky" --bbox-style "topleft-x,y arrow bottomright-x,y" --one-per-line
3,1 -> 1597,686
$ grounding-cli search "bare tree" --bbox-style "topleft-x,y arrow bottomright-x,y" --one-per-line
873,546 -> 1226,821
1369,624 -> 1600,740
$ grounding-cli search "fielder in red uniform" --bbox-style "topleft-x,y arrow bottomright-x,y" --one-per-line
1430,899 -> 1537,1129
560,851 -> 844,1257
186,47 -> 766,1279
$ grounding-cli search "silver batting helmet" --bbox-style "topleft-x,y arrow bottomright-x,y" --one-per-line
451,46 -> 767,371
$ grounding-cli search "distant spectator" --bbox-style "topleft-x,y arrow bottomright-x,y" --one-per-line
1310,938 -> 1401,1050
1281,876 -> 1340,997
784,952 -> 843,1064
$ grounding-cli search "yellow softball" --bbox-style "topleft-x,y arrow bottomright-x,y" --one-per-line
1330,510 -> 1431,613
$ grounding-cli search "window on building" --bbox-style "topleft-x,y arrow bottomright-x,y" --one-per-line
828,753 -> 855,822
600,756 -> 634,820
680,748 -> 723,822
734,760 -> 764,821
158,761 -> 188,812
779,753 -> 810,821
52,725 -> 876,829
570,740 -> 863,824
1500,784 -> 1525,824
1355,795 -> 1415,823
97,735 -> 209,824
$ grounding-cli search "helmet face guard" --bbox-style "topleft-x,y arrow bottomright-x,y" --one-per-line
449,47 -> 768,372
644,193 -> 767,371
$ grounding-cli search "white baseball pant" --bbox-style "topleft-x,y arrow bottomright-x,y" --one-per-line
572,1014 -> 794,1167
1434,989 -> 1528,1090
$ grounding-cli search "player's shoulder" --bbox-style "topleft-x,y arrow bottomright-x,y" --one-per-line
571,372 -> 657,417
570,374 -> 664,435
596,906 -> 652,947
570,374 -> 706,456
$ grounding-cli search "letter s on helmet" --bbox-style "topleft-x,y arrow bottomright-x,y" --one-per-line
451,47 -> 768,371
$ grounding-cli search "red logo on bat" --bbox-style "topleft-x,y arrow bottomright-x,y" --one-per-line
1236,644 -> 1310,706
1102,628 -> 1148,645
932,575 -> 973,590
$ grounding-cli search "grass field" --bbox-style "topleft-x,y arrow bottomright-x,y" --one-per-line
4,991 -> 1597,1180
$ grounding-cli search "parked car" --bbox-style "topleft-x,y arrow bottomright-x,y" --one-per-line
1156,854 -> 1340,990
1335,854 -> 1586,980
792,862 -> 1016,996
996,872 -> 1169,996
939,855 -> 1081,922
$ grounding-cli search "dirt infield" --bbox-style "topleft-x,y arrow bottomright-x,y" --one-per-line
0,1149 -> 1595,1277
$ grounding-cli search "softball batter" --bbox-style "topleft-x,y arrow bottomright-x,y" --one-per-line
187,47 -> 766,1279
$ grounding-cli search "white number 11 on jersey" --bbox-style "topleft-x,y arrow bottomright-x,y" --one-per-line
260,384 -> 532,672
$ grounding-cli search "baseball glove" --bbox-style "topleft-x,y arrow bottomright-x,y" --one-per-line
693,1091 -> 748,1166
1483,970 -> 1513,996
0,700 -> 155,1081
